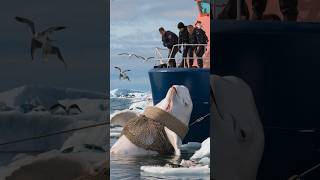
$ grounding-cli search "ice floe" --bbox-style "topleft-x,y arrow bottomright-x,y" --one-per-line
190,138 -> 210,160
179,142 -> 202,152
140,138 -> 211,177
0,85 -> 108,179
140,165 -> 210,175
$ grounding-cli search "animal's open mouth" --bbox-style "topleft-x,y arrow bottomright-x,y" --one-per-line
165,86 -> 177,111
172,86 -> 177,94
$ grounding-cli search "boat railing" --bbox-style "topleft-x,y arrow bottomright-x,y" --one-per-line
154,43 -> 208,65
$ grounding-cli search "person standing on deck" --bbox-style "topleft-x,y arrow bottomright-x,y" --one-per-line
187,25 -> 208,68
177,22 -> 190,68
159,27 -> 179,68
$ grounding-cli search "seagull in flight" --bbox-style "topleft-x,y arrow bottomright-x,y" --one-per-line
114,66 -> 131,81
118,53 -> 140,59
135,55 -> 155,62
118,53 -> 154,62
15,16 -> 67,69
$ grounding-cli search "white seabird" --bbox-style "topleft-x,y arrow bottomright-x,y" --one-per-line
15,16 -> 67,69
114,66 -> 130,81
135,55 -> 155,62
118,53 -> 140,59
118,53 -> 154,62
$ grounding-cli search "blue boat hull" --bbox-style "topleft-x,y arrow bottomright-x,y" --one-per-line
148,68 -> 210,143
212,20 -> 320,180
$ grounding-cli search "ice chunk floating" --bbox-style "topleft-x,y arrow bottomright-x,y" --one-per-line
140,165 -> 210,176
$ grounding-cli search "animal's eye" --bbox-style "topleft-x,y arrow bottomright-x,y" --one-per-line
240,129 -> 246,139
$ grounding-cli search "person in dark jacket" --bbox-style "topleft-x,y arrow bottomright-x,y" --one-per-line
177,22 -> 190,68
252,0 -> 298,21
159,27 -> 179,68
187,25 -> 208,68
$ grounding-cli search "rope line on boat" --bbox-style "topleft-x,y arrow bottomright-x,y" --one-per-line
0,150 -> 47,154
0,121 -> 108,147
289,162 -> 320,180
265,126 -> 320,133
0,101 -> 210,147
189,113 -> 210,127
300,162 -> 320,178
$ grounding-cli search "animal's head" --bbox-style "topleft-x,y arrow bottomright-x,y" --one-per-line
211,75 -> 264,180
156,85 -> 193,126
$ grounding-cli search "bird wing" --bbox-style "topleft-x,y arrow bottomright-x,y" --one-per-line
114,66 -> 122,72
147,57 -> 155,60
51,46 -> 67,70
118,53 -> 129,56
40,26 -> 66,36
15,16 -> 35,35
123,69 -> 131,73
135,55 -> 145,60
131,54 -> 141,59
31,39 -> 42,60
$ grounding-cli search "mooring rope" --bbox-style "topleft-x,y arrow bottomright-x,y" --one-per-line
265,126 -> 320,133
0,150 -> 47,154
189,113 -> 210,127
0,121 -> 108,147
0,99 -> 210,150
288,162 -> 320,180
0,113 -> 210,148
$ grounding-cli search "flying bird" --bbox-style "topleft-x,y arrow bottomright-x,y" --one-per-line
114,66 -> 131,81
118,53 -> 140,59
15,16 -> 67,69
118,53 -> 154,62
135,55 -> 155,62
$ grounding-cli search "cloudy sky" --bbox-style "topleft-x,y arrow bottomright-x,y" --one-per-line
110,0 -> 198,91
0,0 -> 108,93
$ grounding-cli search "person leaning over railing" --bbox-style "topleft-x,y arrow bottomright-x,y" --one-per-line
187,25 -> 208,68
159,27 -> 179,68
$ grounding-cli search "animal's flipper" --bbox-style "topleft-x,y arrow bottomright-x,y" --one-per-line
15,16 -> 36,35
165,127 -> 182,156
40,26 -> 66,36
110,110 -> 139,126
31,39 -> 42,61
52,46 -> 67,70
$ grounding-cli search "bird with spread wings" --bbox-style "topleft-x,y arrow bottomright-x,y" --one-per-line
118,52 -> 155,62
15,16 -> 68,69
114,66 -> 131,81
